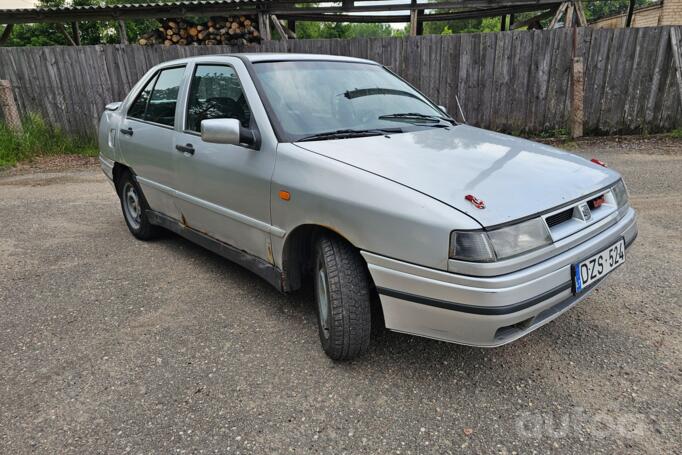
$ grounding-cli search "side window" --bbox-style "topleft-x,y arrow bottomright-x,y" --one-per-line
127,73 -> 157,120
186,65 -> 251,132
145,67 -> 185,127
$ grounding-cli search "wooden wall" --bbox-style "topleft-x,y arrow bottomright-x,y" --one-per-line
0,26 -> 680,137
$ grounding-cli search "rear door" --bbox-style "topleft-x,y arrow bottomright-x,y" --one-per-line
172,61 -> 276,261
118,65 -> 187,220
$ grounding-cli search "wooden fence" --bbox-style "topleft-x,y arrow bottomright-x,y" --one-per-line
0,26 -> 681,137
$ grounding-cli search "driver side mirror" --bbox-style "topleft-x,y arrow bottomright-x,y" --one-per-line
200,118 -> 258,147
438,105 -> 448,114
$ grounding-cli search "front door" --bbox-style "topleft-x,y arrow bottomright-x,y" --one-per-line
118,65 -> 187,220
172,62 -> 276,261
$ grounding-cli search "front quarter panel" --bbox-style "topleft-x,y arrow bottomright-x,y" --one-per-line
270,143 -> 482,270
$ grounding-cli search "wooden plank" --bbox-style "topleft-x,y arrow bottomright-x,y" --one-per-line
490,31 -> 510,130
623,28 -> 653,132
509,30 -> 533,131
601,28 -> 637,133
458,33 -> 472,124
670,27 -> 682,107
657,44 -> 679,131
444,34 -> 462,122
465,33 -> 481,125
478,32 -> 496,129
597,28 -> 623,132
526,29 -> 549,131
541,29 -> 562,131
584,28 -> 611,131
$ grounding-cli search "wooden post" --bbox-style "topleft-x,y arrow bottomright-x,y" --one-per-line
500,15 -> 507,31
565,3 -> 575,28
571,57 -> 584,138
416,10 -> 424,36
71,22 -> 80,46
574,1 -> 588,27
0,24 -> 13,45
409,0 -> 418,37
0,80 -> 22,133
549,2 -> 568,29
625,0 -> 636,27
118,19 -> 128,44
288,19 -> 296,35
56,23 -> 77,46
258,12 -> 271,40
270,14 -> 288,41
670,28 -> 682,106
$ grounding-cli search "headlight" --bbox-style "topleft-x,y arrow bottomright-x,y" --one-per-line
487,218 -> 552,260
450,218 -> 552,262
611,180 -> 629,208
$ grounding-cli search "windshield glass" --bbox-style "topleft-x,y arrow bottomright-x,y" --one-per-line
251,61 -> 451,141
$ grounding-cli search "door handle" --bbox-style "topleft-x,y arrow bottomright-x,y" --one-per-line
120,127 -> 133,136
175,143 -> 195,155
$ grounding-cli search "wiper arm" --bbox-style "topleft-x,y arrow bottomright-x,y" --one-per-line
379,112 -> 455,125
296,128 -> 402,142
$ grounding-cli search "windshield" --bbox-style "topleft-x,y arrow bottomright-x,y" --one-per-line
251,61 -> 452,142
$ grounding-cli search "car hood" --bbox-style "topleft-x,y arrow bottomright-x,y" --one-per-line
294,125 -> 620,227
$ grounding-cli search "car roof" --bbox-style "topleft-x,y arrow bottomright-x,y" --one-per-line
155,53 -> 378,67
232,53 -> 377,64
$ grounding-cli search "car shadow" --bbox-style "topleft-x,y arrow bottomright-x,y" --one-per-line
146,228 -> 535,370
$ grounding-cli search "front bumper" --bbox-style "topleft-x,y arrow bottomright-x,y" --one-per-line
362,207 -> 638,347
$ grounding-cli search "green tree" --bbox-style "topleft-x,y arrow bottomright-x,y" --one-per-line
582,0 -> 656,21
295,22 -> 393,39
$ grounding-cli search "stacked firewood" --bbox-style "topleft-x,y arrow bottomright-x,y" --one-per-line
138,17 -> 260,46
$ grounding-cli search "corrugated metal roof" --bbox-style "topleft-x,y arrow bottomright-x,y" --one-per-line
0,0 -> 269,15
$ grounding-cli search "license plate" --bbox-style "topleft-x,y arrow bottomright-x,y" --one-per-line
573,238 -> 625,293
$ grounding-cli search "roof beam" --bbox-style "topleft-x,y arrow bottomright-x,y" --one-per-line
0,0 -> 576,24
279,3 -> 563,23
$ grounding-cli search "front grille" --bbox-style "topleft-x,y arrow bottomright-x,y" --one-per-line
546,208 -> 573,228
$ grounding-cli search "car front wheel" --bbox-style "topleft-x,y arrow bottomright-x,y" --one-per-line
314,235 -> 372,360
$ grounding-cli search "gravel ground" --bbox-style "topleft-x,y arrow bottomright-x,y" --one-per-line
0,137 -> 680,454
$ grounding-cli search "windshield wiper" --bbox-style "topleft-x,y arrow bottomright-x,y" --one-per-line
296,128 -> 402,142
379,112 -> 455,125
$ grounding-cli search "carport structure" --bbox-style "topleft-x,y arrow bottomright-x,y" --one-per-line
0,0 -> 597,44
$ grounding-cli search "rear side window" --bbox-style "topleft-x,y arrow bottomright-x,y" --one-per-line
128,66 -> 185,127
186,65 -> 251,132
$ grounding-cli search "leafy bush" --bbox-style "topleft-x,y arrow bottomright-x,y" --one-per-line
0,113 -> 97,167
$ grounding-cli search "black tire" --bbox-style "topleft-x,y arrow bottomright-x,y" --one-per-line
117,170 -> 159,240
314,235 -> 372,360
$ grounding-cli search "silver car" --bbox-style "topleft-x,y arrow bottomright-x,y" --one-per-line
99,54 -> 637,360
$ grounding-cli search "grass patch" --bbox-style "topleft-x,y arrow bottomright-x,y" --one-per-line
669,128 -> 682,139
0,113 -> 97,168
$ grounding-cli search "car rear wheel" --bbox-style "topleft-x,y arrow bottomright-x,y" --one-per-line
118,171 -> 159,240
314,235 -> 372,360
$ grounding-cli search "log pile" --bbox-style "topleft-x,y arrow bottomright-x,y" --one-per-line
138,16 -> 260,46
